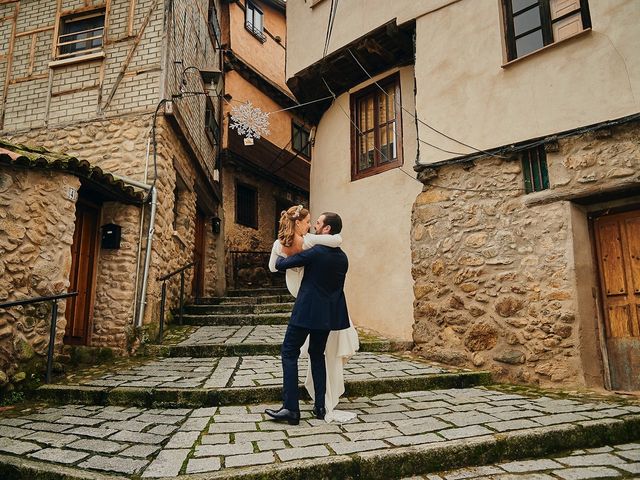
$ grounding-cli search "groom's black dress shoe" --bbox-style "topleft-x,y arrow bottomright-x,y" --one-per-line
312,406 -> 326,420
265,407 -> 300,425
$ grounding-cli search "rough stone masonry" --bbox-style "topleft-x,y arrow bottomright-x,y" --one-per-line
411,121 -> 640,388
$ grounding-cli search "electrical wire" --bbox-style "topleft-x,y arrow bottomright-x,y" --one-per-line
321,78 -> 422,184
323,0 -> 338,58
346,49 -> 508,160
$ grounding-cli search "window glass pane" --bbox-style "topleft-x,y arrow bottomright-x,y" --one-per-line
515,29 -> 544,57
359,133 -> 374,170
254,10 -> 263,32
378,93 -> 387,124
358,99 -> 366,131
366,97 -> 374,132
511,0 -> 538,14
390,121 -> 397,159
245,6 -> 253,28
60,13 -> 104,55
379,123 -> 388,163
514,6 -> 542,36
387,86 -> 396,119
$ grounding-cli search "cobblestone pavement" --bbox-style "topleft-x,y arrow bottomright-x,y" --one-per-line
405,443 -> 640,479
178,325 -> 288,345
1,387 -> 639,477
73,353 -> 452,389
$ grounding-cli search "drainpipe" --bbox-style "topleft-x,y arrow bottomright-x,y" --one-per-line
112,174 -> 157,328
135,185 -> 157,328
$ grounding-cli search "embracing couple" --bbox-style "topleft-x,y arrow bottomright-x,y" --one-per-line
266,206 -> 359,425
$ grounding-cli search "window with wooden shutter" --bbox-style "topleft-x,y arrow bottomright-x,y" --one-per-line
502,0 -> 591,61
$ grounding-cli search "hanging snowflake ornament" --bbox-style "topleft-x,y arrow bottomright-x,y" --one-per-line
229,101 -> 270,140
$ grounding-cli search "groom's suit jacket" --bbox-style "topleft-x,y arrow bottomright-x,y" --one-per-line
276,245 -> 350,331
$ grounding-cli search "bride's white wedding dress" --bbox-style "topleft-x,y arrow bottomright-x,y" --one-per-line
268,234 -> 359,423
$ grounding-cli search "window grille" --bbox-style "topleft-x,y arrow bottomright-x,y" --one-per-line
58,10 -> 105,59
522,145 -> 550,193
236,183 -> 258,228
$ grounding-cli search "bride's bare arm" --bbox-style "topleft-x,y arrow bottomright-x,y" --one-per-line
268,239 -> 282,273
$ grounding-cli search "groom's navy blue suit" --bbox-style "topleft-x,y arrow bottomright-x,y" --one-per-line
276,245 -> 350,412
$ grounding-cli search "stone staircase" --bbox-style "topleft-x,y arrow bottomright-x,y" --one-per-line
0,288 -> 639,479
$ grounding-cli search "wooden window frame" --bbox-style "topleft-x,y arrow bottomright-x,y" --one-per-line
521,145 -> 550,193
235,182 -> 258,229
245,1 -> 266,43
291,121 -> 311,159
502,0 -> 591,61
56,9 -> 106,60
350,73 -> 403,181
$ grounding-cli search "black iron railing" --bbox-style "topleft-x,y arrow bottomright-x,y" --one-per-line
157,261 -> 195,342
0,291 -> 78,383
229,250 -> 285,289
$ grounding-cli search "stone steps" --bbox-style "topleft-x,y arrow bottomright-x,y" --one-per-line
183,302 -> 295,315
2,388 -> 640,480
34,352 -> 490,408
181,313 -> 290,326
4,287 -> 640,479
226,287 -> 291,297
195,294 -> 294,305
145,338 -> 413,358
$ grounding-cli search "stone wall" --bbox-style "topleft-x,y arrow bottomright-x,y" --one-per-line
222,163 -> 307,287
6,113 -> 219,347
0,166 -> 79,383
411,121 -> 640,388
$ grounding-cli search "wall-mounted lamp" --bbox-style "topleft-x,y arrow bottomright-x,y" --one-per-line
212,216 -> 221,235
200,67 -> 223,98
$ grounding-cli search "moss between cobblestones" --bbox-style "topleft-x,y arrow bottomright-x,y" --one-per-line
354,414 -> 640,480
150,339 -> 408,358
2,416 -> 639,480
33,372 -> 493,407
36,385 -> 108,405
181,314 -> 290,326
0,454 -> 129,480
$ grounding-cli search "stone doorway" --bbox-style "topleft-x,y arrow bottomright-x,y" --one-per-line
192,208 -> 207,298
65,198 -> 101,346
593,208 -> 640,391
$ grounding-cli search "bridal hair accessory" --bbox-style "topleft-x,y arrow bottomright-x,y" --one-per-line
291,205 -> 304,219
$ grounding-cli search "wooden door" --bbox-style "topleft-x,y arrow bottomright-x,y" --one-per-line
65,199 -> 100,345
192,209 -> 206,298
594,209 -> 640,391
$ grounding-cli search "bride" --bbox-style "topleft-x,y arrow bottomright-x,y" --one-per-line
268,205 -> 359,423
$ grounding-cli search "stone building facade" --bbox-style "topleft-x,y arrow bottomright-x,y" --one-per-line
412,120 -> 640,388
219,0 -> 310,289
0,0 -> 225,385
286,0 -> 640,389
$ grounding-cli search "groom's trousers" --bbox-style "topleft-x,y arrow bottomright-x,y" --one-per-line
281,324 -> 330,412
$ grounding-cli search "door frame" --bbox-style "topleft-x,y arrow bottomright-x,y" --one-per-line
65,197 -> 101,346
589,201 -> 640,391
192,208 -> 207,298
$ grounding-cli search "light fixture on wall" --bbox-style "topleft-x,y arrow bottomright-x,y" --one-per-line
212,216 -> 221,234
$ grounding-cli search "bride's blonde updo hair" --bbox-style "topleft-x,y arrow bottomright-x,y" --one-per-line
278,205 -> 309,247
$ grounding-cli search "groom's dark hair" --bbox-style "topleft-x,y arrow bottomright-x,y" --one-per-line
321,212 -> 342,234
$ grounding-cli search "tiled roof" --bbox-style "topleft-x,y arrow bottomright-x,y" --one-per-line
0,138 -> 145,204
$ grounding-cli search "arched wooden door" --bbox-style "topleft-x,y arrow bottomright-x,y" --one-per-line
594,209 -> 640,391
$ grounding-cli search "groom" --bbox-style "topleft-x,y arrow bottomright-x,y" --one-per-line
265,212 -> 350,425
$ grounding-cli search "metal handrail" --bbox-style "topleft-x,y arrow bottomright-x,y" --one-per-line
0,291 -> 78,384
156,261 -> 195,342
